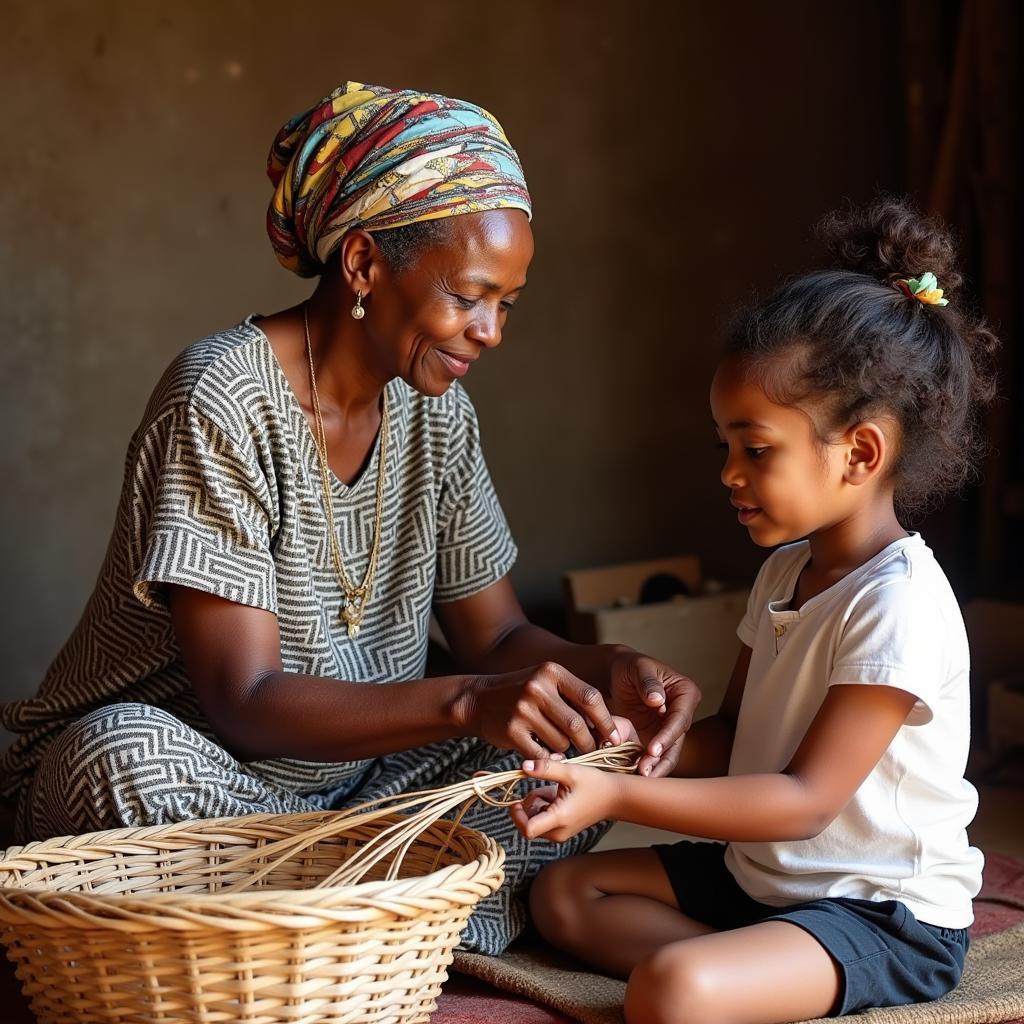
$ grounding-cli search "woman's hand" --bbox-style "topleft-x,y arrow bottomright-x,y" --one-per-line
509,756 -> 621,842
458,663 -> 621,760
609,653 -> 702,777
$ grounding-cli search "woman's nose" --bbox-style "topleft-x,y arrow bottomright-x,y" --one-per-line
466,307 -> 503,348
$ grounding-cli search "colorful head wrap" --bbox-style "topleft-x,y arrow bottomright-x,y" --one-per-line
267,81 -> 532,277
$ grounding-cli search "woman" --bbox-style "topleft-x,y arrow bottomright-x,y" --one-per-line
0,81 -> 699,952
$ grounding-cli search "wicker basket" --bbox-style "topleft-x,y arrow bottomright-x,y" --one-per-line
0,743 -> 639,1023
0,810 -> 503,1024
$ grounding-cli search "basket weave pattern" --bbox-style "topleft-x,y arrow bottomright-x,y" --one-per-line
0,811 -> 503,1024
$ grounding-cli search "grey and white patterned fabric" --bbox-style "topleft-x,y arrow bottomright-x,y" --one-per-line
0,317 -> 595,952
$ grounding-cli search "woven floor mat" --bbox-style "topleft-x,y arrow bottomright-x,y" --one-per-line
453,923 -> 1024,1024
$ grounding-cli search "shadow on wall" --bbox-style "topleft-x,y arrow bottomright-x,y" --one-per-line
0,1 -> 904,732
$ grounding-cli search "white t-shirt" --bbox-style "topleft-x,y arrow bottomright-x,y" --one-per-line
725,534 -> 983,928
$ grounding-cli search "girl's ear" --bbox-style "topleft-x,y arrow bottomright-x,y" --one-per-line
844,421 -> 888,486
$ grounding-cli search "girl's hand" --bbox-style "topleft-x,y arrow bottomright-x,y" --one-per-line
608,713 -> 640,746
509,757 -> 620,842
609,653 -> 702,777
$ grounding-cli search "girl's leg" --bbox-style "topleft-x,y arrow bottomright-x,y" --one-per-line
625,919 -> 841,1024
530,848 -> 716,977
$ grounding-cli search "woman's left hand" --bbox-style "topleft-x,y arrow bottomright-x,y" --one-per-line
608,652 -> 702,777
509,757 -> 619,842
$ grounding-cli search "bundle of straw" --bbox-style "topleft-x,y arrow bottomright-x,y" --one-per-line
200,740 -> 644,892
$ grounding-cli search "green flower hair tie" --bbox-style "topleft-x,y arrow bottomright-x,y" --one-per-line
895,271 -> 949,306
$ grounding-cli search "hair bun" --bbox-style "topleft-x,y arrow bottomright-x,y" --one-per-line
818,197 -> 962,298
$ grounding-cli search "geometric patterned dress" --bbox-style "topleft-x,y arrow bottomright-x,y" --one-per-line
0,318 -> 607,953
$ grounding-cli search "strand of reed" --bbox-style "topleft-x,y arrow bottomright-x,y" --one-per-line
213,742 -> 643,893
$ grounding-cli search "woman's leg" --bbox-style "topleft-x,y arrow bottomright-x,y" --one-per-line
625,920 -> 842,1024
529,848 -> 715,977
16,702 -> 319,841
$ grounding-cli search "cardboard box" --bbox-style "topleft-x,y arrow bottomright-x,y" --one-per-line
964,599 -> 1024,751
564,556 -> 748,718
963,600 -> 1024,691
988,677 -> 1024,757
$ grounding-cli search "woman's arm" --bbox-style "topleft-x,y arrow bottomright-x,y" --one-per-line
513,681 -> 917,843
170,586 -> 461,761
169,582 -> 621,763
434,575 -> 630,684
434,576 -> 704,776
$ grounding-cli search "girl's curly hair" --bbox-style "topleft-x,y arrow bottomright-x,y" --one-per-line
728,198 -> 999,519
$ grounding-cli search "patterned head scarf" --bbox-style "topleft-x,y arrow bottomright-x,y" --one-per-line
267,81 -> 532,277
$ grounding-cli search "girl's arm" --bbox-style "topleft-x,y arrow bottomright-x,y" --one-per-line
513,681 -> 917,843
668,645 -> 750,778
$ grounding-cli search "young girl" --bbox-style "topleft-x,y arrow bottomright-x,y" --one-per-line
510,200 -> 998,1023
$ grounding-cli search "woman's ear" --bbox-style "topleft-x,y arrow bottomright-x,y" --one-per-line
338,229 -> 378,296
844,421 -> 888,486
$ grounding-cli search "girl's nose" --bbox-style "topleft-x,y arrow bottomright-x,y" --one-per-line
721,451 -> 744,488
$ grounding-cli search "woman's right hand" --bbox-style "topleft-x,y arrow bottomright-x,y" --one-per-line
458,662 -> 622,759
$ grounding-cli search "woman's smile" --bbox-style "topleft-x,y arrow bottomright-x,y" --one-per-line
434,346 -> 477,378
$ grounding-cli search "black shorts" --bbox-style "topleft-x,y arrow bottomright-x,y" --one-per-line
653,840 -> 969,1016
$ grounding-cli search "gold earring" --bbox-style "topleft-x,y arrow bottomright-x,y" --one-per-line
352,291 -> 365,320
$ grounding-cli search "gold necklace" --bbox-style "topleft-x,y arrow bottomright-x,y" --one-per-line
304,303 -> 390,639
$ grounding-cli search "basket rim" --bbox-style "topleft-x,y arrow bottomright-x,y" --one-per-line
0,809 -> 505,906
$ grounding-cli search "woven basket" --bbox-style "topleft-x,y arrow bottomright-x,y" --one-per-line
0,743 -> 639,1023
0,810 -> 502,1024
